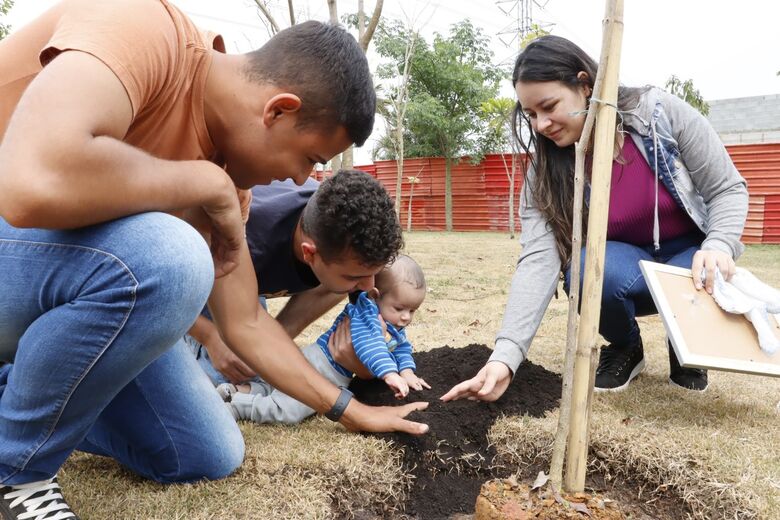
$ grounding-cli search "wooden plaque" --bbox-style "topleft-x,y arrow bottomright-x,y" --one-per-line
639,260 -> 780,377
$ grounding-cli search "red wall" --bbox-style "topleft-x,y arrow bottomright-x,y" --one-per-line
370,154 -> 525,233
331,143 -> 780,243
725,143 -> 780,244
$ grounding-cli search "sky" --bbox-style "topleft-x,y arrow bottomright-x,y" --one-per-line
6,0 -> 780,164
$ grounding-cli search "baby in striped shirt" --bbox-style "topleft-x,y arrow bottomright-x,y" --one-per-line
217,254 -> 428,424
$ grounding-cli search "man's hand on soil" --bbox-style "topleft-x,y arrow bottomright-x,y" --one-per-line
339,399 -> 429,435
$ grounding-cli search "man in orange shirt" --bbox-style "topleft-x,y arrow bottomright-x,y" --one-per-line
0,1 -> 427,518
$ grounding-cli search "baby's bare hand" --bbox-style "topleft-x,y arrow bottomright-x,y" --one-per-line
384,372 -> 409,399
401,369 -> 431,391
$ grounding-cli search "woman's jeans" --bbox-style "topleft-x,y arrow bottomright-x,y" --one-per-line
0,213 -> 244,486
564,233 -> 703,347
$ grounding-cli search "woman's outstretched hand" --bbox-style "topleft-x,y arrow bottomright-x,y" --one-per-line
440,361 -> 512,402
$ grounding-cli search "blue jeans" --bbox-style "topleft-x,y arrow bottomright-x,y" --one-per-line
564,233 -> 703,346
0,213 -> 244,485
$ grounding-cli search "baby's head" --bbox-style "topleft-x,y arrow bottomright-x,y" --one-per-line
370,254 -> 426,329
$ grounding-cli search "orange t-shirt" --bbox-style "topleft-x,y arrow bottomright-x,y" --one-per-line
0,0 -> 251,219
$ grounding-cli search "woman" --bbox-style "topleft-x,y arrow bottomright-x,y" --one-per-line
442,35 -> 748,401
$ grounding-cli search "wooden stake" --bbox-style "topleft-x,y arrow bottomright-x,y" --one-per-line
563,0 -> 624,493
549,0 -> 618,491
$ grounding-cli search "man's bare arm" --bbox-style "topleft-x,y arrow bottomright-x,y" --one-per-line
275,285 -> 346,338
208,244 -> 428,434
0,51 -> 242,274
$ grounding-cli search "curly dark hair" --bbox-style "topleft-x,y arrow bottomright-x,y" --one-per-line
300,169 -> 403,266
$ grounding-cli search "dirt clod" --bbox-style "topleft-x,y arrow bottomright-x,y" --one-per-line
475,479 -> 625,520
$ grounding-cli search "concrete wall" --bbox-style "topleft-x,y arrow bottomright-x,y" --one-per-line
708,94 -> 780,145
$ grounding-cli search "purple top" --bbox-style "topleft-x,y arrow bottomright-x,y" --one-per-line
606,137 -> 698,245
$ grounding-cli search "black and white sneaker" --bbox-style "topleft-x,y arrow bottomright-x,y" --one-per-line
594,338 -> 645,393
668,341 -> 708,391
1,477 -> 79,520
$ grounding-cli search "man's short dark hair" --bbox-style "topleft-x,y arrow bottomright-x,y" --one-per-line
301,169 -> 403,266
245,21 -> 376,146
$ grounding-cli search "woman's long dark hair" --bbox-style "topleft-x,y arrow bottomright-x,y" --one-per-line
512,35 -> 645,267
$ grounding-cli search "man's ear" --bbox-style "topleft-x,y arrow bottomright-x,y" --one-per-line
262,93 -> 302,127
300,240 -> 317,264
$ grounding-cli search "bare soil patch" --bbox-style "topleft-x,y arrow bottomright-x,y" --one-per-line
351,344 -> 560,518
351,344 -> 692,520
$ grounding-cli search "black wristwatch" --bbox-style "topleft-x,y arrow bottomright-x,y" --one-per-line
325,386 -> 354,422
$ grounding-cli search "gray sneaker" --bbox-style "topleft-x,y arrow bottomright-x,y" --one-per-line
1,477 -> 78,520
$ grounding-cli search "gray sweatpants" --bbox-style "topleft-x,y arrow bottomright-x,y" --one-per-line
230,343 -> 352,424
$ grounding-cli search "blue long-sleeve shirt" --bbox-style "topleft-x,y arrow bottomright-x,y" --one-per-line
317,292 -> 416,378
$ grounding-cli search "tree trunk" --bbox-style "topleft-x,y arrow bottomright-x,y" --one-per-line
358,0 -> 365,39
332,0 -> 384,175
394,127 -> 404,217
253,0 -> 281,34
406,179 -> 415,232
287,0 -> 295,25
499,151 -> 513,239
330,154 -> 342,175
508,154 -> 516,239
341,147 -> 354,170
445,158 -> 453,232
359,0 -> 384,52
325,0 -> 344,171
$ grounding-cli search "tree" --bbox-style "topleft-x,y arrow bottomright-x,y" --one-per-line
252,1 -> 384,174
252,0 -> 286,37
377,20 -> 501,230
373,18 -> 424,216
519,22 -> 549,49
1,0 -> 14,41
405,167 -> 423,232
480,97 -> 521,238
665,75 -> 709,116
340,0 -> 384,170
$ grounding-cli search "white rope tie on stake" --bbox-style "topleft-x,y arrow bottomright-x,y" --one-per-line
569,97 -> 628,137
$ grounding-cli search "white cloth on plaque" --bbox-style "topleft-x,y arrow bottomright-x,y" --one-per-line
708,268 -> 780,355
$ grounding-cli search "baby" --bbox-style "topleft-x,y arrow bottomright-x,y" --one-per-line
217,254 -> 429,424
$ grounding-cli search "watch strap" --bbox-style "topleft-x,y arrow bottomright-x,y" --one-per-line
325,386 -> 354,422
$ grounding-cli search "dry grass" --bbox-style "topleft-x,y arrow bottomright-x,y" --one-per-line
59,233 -> 780,519
63,420 -> 409,519
487,242 -> 780,520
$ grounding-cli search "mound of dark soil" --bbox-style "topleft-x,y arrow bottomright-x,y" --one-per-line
349,344 -> 562,519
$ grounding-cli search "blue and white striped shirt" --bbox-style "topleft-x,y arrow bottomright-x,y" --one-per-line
317,292 -> 416,378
